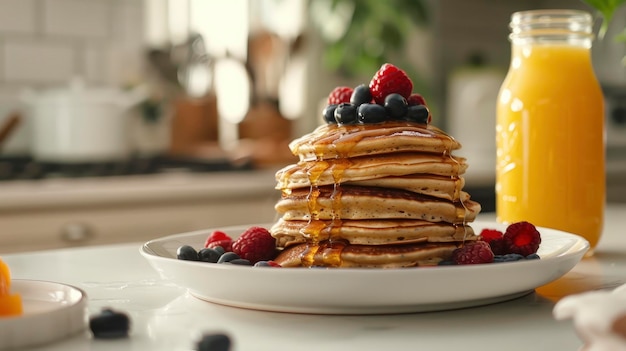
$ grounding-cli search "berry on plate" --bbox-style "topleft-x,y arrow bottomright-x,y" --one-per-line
479,228 -> 507,255
327,86 -> 354,105
369,63 -> 413,104
204,230 -> 233,252
451,241 -> 494,265
232,227 -> 277,264
503,221 -> 541,256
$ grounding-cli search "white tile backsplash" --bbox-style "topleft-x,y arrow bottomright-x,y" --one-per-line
0,0 -> 146,156
3,40 -> 75,83
0,0 -> 37,34
43,0 -> 111,39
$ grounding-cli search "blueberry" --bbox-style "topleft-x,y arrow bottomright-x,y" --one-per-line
213,246 -> 226,255
526,253 -> 541,260
357,103 -> 387,124
493,254 -> 525,263
177,245 -> 199,261
334,103 -> 358,124
198,248 -> 221,263
350,84 -> 372,105
322,104 -> 338,124
404,105 -> 429,124
89,308 -> 130,339
228,258 -> 252,265
217,252 -> 240,263
254,261 -> 272,267
384,93 -> 408,119
438,260 -> 455,266
197,333 -> 231,351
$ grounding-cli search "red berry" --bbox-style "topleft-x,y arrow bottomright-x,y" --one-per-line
232,227 -> 276,264
480,228 -> 503,242
327,86 -> 354,105
369,63 -> 413,104
407,93 -> 427,106
206,239 -> 233,252
204,231 -> 233,249
480,228 -> 507,255
452,241 -> 494,265
503,221 -> 541,256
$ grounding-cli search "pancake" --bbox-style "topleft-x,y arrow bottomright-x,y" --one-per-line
348,175 -> 467,202
276,152 -> 467,192
289,122 -> 461,161
275,185 -> 481,223
270,218 -> 477,247
274,240 -> 460,268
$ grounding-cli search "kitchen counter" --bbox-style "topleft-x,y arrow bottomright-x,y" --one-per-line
3,204 -> 626,351
0,170 -> 280,253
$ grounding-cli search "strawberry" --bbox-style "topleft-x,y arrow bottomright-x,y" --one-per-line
327,86 -> 354,105
204,230 -> 233,252
503,221 -> 541,256
369,63 -> 413,104
232,227 -> 276,264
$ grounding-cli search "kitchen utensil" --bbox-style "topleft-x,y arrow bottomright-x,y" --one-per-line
22,79 -> 147,163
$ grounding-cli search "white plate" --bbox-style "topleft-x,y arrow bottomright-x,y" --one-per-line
140,221 -> 589,314
0,280 -> 88,350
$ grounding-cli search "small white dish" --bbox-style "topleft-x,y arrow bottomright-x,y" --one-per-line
141,221 -> 589,314
0,280 -> 88,350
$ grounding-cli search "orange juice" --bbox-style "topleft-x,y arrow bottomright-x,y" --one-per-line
496,10 -> 605,252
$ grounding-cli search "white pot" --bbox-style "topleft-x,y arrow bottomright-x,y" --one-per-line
22,80 -> 146,163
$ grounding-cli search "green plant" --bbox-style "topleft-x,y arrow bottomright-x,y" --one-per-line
309,0 -> 429,78
583,0 -> 626,39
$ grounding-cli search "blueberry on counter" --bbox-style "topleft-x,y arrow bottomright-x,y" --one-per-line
89,308 -> 130,339
197,333 -> 231,351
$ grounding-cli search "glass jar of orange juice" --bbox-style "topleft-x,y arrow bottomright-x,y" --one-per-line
496,10 -> 605,253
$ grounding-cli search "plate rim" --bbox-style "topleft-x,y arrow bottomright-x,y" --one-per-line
139,221 -> 589,314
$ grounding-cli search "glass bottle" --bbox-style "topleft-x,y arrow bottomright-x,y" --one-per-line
496,10 -> 605,253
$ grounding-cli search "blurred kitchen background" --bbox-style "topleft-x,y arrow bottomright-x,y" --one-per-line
0,0 -> 624,253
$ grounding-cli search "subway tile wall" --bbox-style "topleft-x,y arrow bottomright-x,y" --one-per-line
0,0 -> 145,89
0,0 -> 146,155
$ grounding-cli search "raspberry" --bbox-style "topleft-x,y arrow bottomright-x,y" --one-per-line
232,227 -> 276,264
407,93 -> 427,106
369,63 -> 413,104
327,86 -> 354,105
479,228 -> 507,255
503,221 -> 541,256
451,241 -> 494,265
204,230 -> 233,252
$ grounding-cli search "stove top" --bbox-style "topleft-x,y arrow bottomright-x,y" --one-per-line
0,155 -> 253,181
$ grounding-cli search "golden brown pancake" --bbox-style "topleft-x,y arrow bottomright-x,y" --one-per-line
270,218 -> 477,247
289,122 -> 461,161
276,152 -> 467,190
275,185 -> 481,223
274,240 -> 460,268
347,175 -> 467,202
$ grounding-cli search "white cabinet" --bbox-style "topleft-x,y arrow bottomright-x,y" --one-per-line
0,171 -> 280,253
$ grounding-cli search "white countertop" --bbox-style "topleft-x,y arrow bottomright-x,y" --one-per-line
3,204 -> 626,351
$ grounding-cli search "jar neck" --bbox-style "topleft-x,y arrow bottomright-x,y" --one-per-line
509,9 -> 594,48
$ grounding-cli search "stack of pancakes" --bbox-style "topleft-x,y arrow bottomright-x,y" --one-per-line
270,121 -> 481,268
